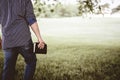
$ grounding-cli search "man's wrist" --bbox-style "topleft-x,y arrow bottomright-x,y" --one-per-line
38,38 -> 44,42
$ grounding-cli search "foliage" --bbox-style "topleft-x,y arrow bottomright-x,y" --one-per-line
33,0 -> 101,17
111,5 -> 120,14
77,0 -> 102,15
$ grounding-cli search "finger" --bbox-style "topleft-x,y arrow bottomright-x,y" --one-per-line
37,43 -> 41,48
38,43 -> 45,49
40,43 -> 45,49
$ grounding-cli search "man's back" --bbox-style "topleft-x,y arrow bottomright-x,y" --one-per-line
0,0 -> 36,49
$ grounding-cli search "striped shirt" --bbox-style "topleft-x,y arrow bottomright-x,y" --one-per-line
0,0 -> 37,49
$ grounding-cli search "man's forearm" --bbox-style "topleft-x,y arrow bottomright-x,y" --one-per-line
30,22 -> 43,42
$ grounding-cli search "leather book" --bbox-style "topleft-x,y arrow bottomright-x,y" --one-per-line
33,42 -> 47,54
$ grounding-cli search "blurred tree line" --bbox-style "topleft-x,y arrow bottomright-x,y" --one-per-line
111,5 -> 120,14
33,0 -> 103,18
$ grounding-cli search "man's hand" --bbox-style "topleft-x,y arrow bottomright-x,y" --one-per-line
38,40 -> 45,49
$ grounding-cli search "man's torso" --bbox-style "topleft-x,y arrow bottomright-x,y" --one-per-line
0,0 -> 31,49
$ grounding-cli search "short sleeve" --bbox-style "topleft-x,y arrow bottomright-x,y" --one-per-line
25,0 -> 37,26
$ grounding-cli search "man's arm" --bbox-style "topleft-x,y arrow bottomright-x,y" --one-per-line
30,22 -> 45,49
25,0 -> 45,49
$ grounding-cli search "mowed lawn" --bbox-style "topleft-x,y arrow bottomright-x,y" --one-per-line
0,17 -> 120,80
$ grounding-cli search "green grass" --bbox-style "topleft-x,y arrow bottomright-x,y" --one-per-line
0,17 -> 120,80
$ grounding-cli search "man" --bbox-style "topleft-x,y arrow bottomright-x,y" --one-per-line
0,0 -> 45,80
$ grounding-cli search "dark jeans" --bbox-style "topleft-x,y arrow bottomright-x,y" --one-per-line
2,39 -> 37,80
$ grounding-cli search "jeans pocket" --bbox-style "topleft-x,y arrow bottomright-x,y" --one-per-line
22,39 -> 33,53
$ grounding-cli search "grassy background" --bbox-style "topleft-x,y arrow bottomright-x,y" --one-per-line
0,17 -> 120,80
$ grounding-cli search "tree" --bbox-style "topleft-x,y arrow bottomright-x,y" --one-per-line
77,0 -> 102,16
111,5 -> 120,14
33,0 -> 60,17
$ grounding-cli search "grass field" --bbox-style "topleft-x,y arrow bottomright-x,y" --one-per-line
0,17 -> 120,80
